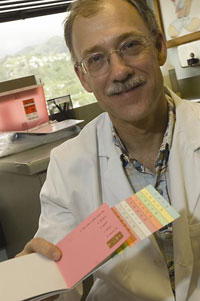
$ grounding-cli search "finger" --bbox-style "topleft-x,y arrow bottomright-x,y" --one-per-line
16,237 -> 62,261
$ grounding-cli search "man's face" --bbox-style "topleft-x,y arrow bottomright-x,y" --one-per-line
72,0 -> 167,126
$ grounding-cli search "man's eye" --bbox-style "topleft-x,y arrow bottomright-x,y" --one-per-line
88,54 -> 104,65
121,40 -> 145,56
124,40 -> 140,50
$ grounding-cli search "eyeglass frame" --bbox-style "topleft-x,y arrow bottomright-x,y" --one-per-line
74,34 -> 153,77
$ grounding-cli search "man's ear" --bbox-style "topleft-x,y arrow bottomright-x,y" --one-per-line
155,33 -> 167,66
74,65 -> 93,93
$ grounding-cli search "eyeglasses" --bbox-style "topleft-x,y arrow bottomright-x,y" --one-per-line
75,35 -> 151,77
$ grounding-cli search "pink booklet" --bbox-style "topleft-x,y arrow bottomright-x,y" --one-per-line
56,203 -> 130,288
56,185 -> 180,289
0,185 -> 180,300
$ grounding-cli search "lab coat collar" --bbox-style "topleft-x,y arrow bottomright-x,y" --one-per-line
166,87 -> 200,151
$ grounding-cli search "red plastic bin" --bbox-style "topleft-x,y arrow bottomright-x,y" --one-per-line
0,85 -> 49,132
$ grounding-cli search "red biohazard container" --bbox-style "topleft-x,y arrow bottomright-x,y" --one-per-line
0,76 -> 49,132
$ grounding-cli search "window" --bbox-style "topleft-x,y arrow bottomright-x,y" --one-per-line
0,11 -> 96,108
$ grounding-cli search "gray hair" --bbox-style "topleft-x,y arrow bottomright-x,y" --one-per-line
64,0 -> 160,62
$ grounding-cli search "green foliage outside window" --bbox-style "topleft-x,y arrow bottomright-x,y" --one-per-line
0,36 -> 96,108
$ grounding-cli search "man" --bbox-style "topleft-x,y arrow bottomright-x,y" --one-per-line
18,0 -> 200,300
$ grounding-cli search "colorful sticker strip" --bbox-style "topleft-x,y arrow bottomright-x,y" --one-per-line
112,184 -> 180,253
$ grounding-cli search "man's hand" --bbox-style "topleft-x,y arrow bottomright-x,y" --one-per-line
16,237 -> 62,301
16,237 -> 62,260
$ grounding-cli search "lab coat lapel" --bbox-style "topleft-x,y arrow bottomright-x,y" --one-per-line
168,89 -> 200,215
97,113 -> 134,205
168,145 -> 197,300
167,91 -> 200,300
102,147 -> 134,206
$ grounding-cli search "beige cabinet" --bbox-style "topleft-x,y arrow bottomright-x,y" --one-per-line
0,138 -> 69,258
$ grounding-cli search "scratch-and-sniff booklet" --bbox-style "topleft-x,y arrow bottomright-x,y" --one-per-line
0,185 -> 180,301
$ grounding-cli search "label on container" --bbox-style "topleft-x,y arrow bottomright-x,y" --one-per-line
23,98 -> 39,120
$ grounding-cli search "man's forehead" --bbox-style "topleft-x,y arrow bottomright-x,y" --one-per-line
72,0 -> 148,60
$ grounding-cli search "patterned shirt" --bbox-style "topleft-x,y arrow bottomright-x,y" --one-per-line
112,95 -> 176,294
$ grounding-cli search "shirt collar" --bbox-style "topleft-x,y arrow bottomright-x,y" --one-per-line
112,95 -> 176,171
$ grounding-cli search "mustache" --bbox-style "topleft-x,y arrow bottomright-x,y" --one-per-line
106,76 -> 146,96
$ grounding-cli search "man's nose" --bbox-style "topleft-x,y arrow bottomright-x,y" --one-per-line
109,52 -> 134,82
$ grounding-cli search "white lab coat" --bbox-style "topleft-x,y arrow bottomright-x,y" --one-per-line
36,89 -> 200,300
